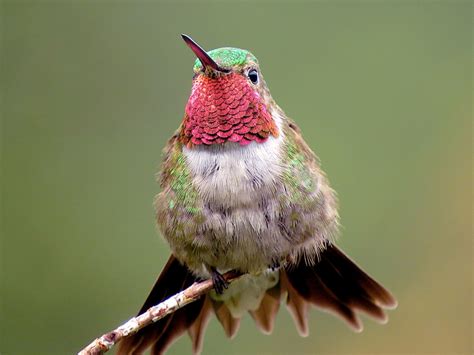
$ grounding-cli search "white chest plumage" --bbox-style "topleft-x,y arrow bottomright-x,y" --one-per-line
183,133 -> 284,208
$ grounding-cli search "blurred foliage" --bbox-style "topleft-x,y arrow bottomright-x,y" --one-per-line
1,1 -> 472,354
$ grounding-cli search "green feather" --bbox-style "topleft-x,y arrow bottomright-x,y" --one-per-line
193,47 -> 257,71
169,150 -> 201,215
282,135 -> 316,206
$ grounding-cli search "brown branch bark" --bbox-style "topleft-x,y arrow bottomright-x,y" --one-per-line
78,270 -> 242,355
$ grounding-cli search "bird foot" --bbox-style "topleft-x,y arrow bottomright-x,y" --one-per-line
210,267 -> 228,294
269,258 -> 282,271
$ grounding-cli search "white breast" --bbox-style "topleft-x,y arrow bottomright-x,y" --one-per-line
183,111 -> 285,208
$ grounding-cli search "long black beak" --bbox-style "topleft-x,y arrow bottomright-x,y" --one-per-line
181,34 -> 230,73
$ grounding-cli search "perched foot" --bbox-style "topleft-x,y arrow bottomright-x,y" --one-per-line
210,267 -> 228,294
269,258 -> 281,271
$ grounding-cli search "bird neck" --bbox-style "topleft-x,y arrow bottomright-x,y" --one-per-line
180,74 -> 279,147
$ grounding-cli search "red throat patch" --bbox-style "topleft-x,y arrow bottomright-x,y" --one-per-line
181,73 -> 279,146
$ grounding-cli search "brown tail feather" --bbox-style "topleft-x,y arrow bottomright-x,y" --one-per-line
117,255 -> 204,355
211,299 -> 241,338
322,245 -> 397,309
284,243 -> 397,333
188,296 -> 213,354
280,271 -> 310,336
249,283 -> 281,334
148,298 -> 205,355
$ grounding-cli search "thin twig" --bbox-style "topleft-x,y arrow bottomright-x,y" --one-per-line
78,270 -> 242,355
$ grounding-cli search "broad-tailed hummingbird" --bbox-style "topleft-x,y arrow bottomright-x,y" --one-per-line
118,35 -> 397,354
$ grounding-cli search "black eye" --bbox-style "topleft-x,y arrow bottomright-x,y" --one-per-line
247,69 -> 259,84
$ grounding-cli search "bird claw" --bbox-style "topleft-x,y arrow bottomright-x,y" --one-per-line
210,267 -> 228,294
269,258 -> 281,271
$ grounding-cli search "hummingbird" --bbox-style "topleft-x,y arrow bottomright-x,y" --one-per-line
118,35 -> 397,354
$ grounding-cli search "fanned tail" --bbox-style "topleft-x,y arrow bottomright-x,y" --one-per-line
118,245 -> 396,354
282,243 -> 397,333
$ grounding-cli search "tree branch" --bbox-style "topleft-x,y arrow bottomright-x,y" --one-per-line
78,270 -> 242,355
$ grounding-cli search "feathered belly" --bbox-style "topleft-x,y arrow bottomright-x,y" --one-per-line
191,198 -> 292,273
177,139 -> 290,274
156,135 -> 338,277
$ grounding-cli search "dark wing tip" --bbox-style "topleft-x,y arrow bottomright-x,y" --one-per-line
283,244 -> 397,334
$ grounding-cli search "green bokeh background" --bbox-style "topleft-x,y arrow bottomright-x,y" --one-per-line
1,1 -> 472,354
